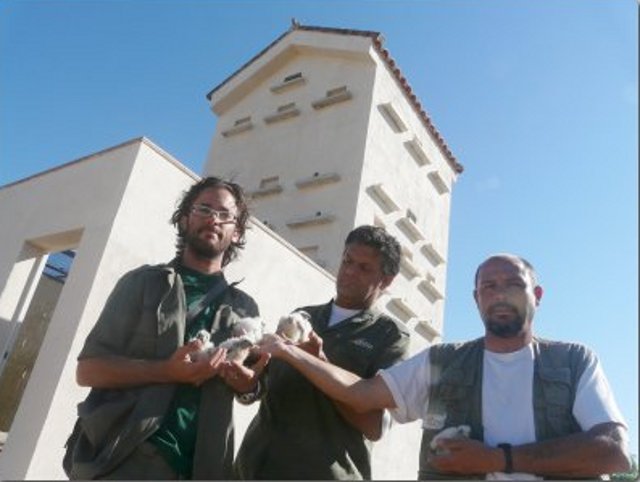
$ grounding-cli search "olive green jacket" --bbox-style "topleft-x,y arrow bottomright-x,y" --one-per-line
234,301 -> 410,480
67,263 -> 258,480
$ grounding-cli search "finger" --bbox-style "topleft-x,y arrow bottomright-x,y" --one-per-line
186,339 -> 203,350
309,331 -> 324,348
247,351 -> 270,375
207,348 -> 227,369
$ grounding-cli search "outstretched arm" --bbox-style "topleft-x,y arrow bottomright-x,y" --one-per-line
76,341 -> 227,388
295,332 -> 387,440
258,335 -> 396,413
431,422 -> 630,478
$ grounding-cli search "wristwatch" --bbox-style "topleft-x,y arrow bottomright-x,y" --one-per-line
236,380 -> 263,405
497,443 -> 513,473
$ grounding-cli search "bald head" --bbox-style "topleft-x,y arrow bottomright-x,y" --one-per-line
474,254 -> 538,289
473,254 -> 543,349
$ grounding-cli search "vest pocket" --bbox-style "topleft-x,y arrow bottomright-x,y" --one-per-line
537,367 -> 575,435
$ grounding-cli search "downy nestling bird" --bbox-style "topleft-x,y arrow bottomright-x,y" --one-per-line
189,316 -> 265,364
430,425 -> 471,455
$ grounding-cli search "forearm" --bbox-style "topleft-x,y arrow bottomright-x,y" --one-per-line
276,344 -> 392,412
511,423 -> 630,477
76,357 -> 172,388
334,401 -> 384,441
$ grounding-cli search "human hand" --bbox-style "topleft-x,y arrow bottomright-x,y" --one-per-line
256,333 -> 290,358
429,438 -> 502,475
297,330 -> 328,361
165,340 -> 227,386
220,350 -> 270,393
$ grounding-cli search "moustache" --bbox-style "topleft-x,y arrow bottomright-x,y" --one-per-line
198,227 -> 221,236
488,302 -> 517,314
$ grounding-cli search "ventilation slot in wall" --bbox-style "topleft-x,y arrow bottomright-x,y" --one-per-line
286,211 -> 335,228
264,102 -> 301,124
312,85 -> 353,110
295,172 -> 341,189
270,72 -> 306,93
404,136 -> 431,166
221,116 -> 254,137
378,102 -> 408,133
366,183 -> 400,214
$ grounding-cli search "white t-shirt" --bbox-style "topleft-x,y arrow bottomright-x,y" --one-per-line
379,342 -> 626,479
328,303 -> 361,327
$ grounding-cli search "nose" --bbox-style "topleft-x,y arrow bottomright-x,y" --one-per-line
491,285 -> 510,301
341,263 -> 357,277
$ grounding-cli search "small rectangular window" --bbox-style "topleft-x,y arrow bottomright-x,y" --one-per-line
277,102 -> 296,113
327,86 -> 348,97
260,176 -> 280,189
284,72 -> 302,83
234,116 -> 251,126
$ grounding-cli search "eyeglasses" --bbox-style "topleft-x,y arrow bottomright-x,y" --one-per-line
190,204 -> 237,223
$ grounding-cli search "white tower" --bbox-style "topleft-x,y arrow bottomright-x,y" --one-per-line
204,24 -> 463,344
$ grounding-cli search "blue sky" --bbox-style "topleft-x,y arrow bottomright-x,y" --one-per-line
1,0 -> 637,460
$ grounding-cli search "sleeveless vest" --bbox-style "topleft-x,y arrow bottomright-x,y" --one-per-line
418,337 -> 595,479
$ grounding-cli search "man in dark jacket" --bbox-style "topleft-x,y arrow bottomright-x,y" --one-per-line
234,225 -> 410,480
68,176 -> 267,480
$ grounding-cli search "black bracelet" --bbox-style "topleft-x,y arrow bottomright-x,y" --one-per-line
497,443 -> 513,473
235,379 -> 262,405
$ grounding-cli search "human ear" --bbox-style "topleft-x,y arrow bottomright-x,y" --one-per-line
178,216 -> 188,234
533,285 -> 543,305
231,227 -> 241,243
379,274 -> 394,291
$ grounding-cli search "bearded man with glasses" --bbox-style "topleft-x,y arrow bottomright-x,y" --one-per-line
65,177 -> 266,480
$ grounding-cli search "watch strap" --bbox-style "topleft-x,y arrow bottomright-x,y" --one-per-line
236,379 -> 263,405
497,443 -> 513,473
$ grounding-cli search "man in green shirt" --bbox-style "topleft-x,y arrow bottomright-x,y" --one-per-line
68,177 -> 267,479
234,225 -> 410,479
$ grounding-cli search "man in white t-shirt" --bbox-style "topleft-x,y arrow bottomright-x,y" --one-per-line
257,253 -> 630,479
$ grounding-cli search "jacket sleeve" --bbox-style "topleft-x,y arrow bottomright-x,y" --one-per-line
78,268 -> 147,360
371,317 -> 411,375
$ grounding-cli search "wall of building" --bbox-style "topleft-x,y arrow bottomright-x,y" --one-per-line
0,139 -> 358,479
205,28 -> 458,346
206,30 -> 379,274
354,43 -> 458,340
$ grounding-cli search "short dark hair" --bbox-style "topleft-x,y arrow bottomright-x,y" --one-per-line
344,225 -> 401,276
474,254 -> 538,287
170,176 -> 250,267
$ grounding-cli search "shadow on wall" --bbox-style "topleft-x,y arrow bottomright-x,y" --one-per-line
0,252 -> 73,435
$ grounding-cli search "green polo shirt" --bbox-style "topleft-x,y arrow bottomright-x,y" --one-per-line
149,266 -> 224,479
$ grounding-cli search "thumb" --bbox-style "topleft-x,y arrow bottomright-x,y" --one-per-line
177,339 -> 202,355
250,351 -> 271,376
309,330 -> 323,347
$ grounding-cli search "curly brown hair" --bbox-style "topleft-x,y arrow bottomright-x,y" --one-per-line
170,176 -> 250,267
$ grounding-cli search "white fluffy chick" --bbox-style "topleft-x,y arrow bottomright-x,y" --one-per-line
218,316 -> 265,364
276,311 -> 312,343
231,316 -> 264,344
188,329 -> 216,361
218,335 -> 254,364
430,425 -> 471,455
188,318 -> 263,364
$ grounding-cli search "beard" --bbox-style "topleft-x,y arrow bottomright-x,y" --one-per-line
483,303 -> 525,338
183,228 -> 227,260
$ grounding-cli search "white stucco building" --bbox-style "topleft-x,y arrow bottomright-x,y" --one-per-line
0,24 -> 462,480
206,24 -> 463,342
